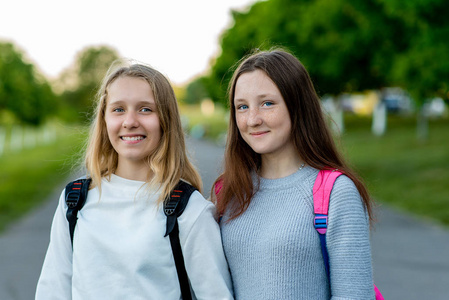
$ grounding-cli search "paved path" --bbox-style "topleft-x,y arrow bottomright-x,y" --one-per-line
1,137 -> 448,299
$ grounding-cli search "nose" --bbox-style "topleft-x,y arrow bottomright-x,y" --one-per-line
123,112 -> 139,129
247,107 -> 263,127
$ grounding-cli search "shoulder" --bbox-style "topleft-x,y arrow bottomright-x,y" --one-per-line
185,190 -> 215,217
331,174 -> 361,203
178,190 -> 218,236
183,188 -> 216,220
328,174 -> 367,222
333,174 -> 358,191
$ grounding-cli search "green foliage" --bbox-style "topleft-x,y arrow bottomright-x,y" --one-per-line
0,126 -> 87,232
382,0 -> 449,104
0,42 -> 58,125
58,45 -> 120,123
294,0 -> 404,94
202,0 -> 449,109
183,77 -> 210,104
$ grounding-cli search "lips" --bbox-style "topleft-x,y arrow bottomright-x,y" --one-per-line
250,131 -> 269,136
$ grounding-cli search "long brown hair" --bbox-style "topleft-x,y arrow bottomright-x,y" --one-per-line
214,48 -> 374,223
85,61 -> 202,203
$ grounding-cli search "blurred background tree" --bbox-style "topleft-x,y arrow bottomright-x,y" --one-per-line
380,0 -> 449,139
57,45 -> 119,123
182,77 -> 210,104
0,42 -> 57,126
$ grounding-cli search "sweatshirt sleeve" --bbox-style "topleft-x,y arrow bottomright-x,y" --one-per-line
35,189 -> 73,300
326,175 -> 375,300
180,191 -> 234,300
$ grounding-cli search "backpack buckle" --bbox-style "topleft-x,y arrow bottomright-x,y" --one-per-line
165,189 -> 184,216
164,199 -> 179,216
314,214 -> 328,234
66,191 -> 80,209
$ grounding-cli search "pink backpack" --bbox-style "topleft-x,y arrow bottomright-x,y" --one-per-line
313,169 -> 384,299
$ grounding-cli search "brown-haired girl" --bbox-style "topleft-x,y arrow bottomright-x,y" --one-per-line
214,49 -> 375,299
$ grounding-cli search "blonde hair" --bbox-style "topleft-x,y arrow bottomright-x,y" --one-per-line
84,60 -> 202,203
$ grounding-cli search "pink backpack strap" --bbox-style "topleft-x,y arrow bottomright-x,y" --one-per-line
214,178 -> 223,198
214,179 -> 224,222
313,170 -> 343,234
313,169 -> 343,215
374,285 -> 384,300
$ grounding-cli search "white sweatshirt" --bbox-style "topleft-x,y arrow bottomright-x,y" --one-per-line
36,174 -> 233,300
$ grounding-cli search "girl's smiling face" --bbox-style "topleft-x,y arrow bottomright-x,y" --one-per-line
234,69 -> 294,159
104,76 -> 161,170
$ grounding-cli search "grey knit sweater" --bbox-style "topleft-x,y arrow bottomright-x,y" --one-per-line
221,166 -> 375,299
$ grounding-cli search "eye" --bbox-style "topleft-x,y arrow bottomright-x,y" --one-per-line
262,101 -> 274,107
112,107 -> 125,113
237,104 -> 248,110
140,107 -> 153,112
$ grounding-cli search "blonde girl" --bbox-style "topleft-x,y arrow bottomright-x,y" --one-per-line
36,61 -> 233,300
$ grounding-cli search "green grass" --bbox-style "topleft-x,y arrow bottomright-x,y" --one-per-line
341,115 -> 449,226
0,125 -> 86,232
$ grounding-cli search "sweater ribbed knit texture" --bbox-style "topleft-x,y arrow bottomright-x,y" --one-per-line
221,166 -> 375,300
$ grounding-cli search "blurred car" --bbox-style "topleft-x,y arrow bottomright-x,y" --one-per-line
381,87 -> 414,114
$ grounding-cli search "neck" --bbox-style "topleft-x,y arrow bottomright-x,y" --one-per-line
115,160 -> 153,182
259,151 -> 304,179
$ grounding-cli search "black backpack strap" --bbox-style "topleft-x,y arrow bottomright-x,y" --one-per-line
164,180 -> 196,300
65,178 -> 91,247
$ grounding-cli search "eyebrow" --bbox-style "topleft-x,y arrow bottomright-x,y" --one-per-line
234,93 -> 275,102
107,99 -> 156,106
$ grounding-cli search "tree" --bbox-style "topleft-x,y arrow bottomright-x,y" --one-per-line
380,0 -> 449,139
58,45 -> 119,122
205,0 -> 403,105
183,77 -> 210,104
293,0 -> 408,94
0,42 -> 57,125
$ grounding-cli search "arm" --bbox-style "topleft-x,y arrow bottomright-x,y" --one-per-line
180,192 -> 234,300
35,190 -> 73,300
327,175 -> 375,300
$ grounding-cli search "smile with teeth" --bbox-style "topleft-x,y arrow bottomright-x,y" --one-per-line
121,136 -> 146,141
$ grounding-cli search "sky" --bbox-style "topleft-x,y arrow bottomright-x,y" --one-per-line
0,0 -> 256,85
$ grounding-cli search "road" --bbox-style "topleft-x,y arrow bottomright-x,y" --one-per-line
1,137 -> 448,299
